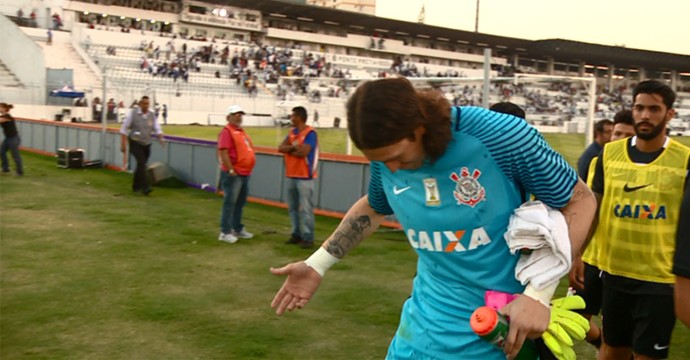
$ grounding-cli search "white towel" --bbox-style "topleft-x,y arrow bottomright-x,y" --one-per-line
504,201 -> 572,290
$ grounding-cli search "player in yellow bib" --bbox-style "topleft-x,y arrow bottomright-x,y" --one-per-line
570,109 -> 635,351
582,80 -> 690,360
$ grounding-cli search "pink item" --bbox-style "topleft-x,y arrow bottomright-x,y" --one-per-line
485,290 -> 519,311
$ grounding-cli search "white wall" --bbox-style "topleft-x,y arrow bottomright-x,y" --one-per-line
0,13 -> 46,104
12,104 -> 92,122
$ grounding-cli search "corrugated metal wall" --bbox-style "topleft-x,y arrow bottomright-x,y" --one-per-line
16,119 -> 371,214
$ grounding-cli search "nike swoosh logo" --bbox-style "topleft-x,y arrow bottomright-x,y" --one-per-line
393,186 -> 411,195
623,183 -> 652,192
653,344 -> 669,350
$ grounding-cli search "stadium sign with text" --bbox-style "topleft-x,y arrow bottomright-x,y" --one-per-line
180,12 -> 261,31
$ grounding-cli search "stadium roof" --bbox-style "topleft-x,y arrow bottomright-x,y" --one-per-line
214,0 -> 532,49
530,39 -> 690,73
210,0 -> 690,73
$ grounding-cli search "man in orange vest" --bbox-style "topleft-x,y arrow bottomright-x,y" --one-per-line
279,106 -> 319,248
217,105 -> 256,244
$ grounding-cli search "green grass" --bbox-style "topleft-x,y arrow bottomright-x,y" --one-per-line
157,124 -> 690,167
2,141 -> 690,359
111,124 -> 366,156
109,123 -> 690,166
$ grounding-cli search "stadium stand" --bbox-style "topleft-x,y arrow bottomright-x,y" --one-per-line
1,0 -> 689,132
0,60 -> 21,88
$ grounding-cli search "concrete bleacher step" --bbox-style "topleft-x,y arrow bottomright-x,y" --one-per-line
27,29 -> 102,94
256,81 -> 274,96
0,60 -> 22,88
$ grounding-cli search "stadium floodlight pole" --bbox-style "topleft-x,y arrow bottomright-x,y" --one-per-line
586,78 -> 596,146
482,48 -> 491,109
475,0 -> 480,32
101,66 -> 107,165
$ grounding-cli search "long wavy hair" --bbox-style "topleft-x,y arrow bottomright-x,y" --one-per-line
346,77 -> 451,161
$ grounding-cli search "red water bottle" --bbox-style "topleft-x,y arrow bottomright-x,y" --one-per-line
470,306 -> 539,360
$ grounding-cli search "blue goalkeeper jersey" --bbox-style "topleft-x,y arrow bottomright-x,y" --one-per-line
368,106 -> 577,359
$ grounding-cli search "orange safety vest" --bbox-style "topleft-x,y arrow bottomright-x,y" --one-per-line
284,126 -> 318,179
219,124 -> 256,175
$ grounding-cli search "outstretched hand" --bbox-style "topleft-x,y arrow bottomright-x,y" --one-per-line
270,262 -> 322,315
499,294 -> 550,360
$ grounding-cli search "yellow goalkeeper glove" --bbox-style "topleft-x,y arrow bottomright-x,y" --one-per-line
541,295 -> 590,360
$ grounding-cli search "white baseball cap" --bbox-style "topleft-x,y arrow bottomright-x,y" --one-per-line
226,105 -> 245,115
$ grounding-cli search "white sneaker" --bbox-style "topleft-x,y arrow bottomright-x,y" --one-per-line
232,229 -> 254,239
218,232 -> 238,244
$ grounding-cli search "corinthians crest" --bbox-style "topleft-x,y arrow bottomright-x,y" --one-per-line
449,167 -> 486,207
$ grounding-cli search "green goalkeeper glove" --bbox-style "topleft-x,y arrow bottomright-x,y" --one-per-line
541,295 -> 590,360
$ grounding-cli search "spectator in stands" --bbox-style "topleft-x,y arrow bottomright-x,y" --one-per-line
107,98 -> 116,121
52,13 -> 62,30
270,78 -> 596,359
16,9 -> 23,18
0,103 -> 23,176
582,80 -> 690,359
92,97 -> 102,121
569,109 -> 634,352
489,101 -> 526,119
73,97 -> 88,107
278,106 -> 319,249
217,105 -> 256,244
576,119 -> 613,181
119,96 -> 165,195
117,102 -> 127,123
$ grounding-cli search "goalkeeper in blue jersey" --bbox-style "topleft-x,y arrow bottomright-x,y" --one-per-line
270,77 -> 596,359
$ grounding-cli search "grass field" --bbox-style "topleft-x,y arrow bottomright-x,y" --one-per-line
155,124 -> 690,167
2,134 -> 690,359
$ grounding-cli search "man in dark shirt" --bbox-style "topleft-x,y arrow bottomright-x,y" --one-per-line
0,103 -> 23,176
576,119 -> 613,181
673,180 -> 690,329
585,80 -> 689,359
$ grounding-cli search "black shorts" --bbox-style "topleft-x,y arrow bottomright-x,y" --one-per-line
572,262 -> 603,315
601,284 -> 676,358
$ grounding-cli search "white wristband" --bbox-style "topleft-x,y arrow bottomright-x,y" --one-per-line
304,247 -> 339,277
523,281 -> 558,307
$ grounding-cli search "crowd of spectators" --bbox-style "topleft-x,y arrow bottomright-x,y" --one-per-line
82,25 -> 674,125
438,81 -> 629,125
12,8 -> 38,28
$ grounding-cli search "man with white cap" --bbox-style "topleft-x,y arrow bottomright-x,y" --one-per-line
217,105 -> 256,243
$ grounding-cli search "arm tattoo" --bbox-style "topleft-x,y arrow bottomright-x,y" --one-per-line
562,181 -> 587,225
326,215 -> 372,259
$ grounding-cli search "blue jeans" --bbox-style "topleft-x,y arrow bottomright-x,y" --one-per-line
219,171 -> 249,234
1,136 -> 23,175
286,178 -> 315,242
